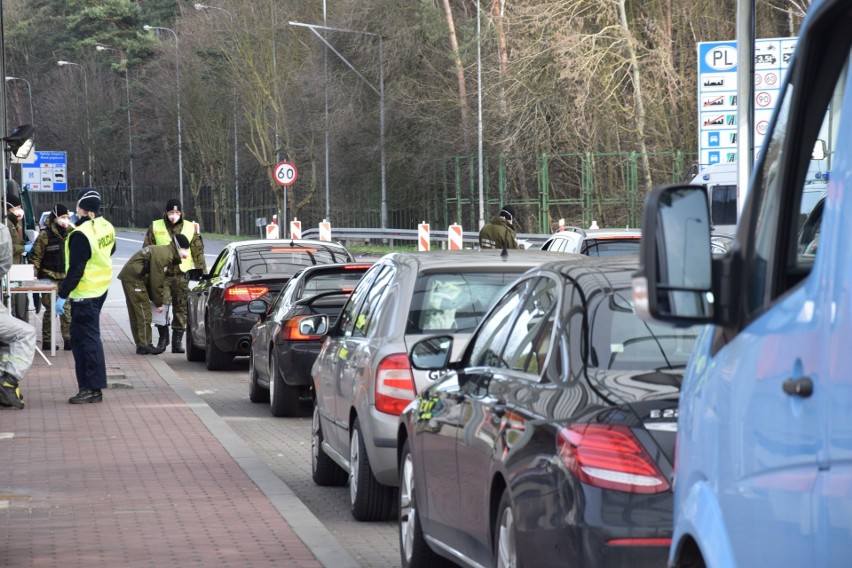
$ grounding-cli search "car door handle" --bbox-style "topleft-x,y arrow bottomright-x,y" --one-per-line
782,377 -> 813,398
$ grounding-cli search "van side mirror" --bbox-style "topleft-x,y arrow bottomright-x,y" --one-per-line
634,185 -> 714,325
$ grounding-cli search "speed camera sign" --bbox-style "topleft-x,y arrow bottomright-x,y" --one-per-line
274,161 -> 298,186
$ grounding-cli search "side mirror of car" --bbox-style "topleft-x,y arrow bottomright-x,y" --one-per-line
297,314 -> 329,337
247,300 -> 268,318
185,268 -> 204,282
634,184 -> 714,325
410,335 -> 454,370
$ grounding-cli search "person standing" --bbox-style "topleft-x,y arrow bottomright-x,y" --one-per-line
118,234 -> 190,355
29,203 -> 73,351
0,217 -> 36,410
5,193 -> 28,321
143,199 -> 205,354
478,204 -> 520,250
56,189 -> 115,405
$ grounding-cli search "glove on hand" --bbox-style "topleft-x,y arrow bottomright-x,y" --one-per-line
54,297 -> 67,317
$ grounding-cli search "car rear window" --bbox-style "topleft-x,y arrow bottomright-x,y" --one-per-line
581,239 -> 641,256
298,271 -> 368,300
407,271 -> 523,334
237,246 -> 348,277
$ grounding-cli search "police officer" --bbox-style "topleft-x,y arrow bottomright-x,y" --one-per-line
118,234 -> 191,355
29,203 -> 73,350
56,189 -> 116,405
478,203 -> 519,250
143,199 -> 205,354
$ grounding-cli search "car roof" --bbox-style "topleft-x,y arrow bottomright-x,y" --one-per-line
543,254 -> 641,290
289,261 -> 376,280
548,227 -> 642,240
377,249 -> 586,271
228,238 -> 350,250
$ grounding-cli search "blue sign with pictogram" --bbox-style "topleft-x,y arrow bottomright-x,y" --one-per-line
21,151 -> 68,192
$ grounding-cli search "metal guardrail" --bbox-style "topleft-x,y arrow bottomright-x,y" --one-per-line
298,227 -> 550,249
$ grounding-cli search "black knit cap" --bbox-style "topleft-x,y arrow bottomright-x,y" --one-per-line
174,233 -> 190,249
499,204 -> 516,222
165,199 -> 182,212
5,193 -> 21,209
52,203 -> 69,217
76,188 -> 101,212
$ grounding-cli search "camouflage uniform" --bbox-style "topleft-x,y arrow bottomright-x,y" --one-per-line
28,217 -> 71,347
478,216 -> 519,250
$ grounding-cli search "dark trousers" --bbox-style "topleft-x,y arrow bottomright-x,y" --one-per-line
70,293 -> 108,391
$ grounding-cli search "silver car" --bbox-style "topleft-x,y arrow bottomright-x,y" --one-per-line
309,250 -> 578,521
540,227 -> 642,256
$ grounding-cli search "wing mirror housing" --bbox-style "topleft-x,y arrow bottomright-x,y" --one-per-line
247,300 -> 268,317
185,268 -> 205,282
410,335 -> 454,371
297,314 -> 329,337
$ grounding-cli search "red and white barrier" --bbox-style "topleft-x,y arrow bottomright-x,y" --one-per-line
319,219 -> 332,242
448,223 -> 463,250
290,218 -> 302,240
266,215 -> 279,239
418,222 -> 430,251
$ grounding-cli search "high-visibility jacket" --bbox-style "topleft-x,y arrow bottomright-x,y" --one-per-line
64,217 -> 115,298
151,219 -> 196,273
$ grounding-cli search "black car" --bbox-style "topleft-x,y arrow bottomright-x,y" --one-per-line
398,256 -> 698,568
186,239 -> 354,370
248,262 -> 374,417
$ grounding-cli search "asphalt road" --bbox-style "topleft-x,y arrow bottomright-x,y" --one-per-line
104,231 -> 403,568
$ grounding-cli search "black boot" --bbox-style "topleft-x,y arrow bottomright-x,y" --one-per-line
152,325 -> 169,354
69,388 -> 102,404
172,329 -> 185,354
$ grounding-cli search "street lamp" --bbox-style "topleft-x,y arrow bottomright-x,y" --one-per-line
5,76 -> 33,124
57,60 -> 93,186
143,24 -> 184,207
193,2 -> 241,235
289,21 -> 387,229
95,44 -> 136,226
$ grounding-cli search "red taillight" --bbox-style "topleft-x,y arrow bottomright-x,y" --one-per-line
280,316 -> 324,341
557,424 -> 670,494
344,264 -> 373,270
375,354 -> 416,416
224,285 -> 269,302
607,538 -> 671,547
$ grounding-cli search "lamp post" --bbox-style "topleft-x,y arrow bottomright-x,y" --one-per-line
4,76 -> 33,124
57,60 -> 93,186
193,2 -> 241,235
143,24 -> 184,207
95,45 -> 136,226
289,21 -> 387,229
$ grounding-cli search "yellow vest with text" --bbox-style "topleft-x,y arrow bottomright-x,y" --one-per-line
151,219 -> 196,272
64,217 -> 115,299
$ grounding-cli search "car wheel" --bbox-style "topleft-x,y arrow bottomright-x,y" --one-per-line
349,418 -> 394,521
249,351 -> 269,403
311,402 -> 347,486
269,353 -> 300,417
494,490 -> 521,568
185,322 -> 205,362
204,317 -> 233,371
399,439 -> 443,568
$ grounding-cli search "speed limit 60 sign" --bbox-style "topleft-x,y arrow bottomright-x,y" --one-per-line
274,161 -> 298,186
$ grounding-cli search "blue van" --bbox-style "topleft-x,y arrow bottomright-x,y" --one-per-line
633,1 -> 852,566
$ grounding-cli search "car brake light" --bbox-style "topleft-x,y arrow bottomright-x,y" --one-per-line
224,285 -> 269,302
375,354 -> 416,416
344,264 -> 373,270
557,424 -> 670,494
281,316 -> 324,341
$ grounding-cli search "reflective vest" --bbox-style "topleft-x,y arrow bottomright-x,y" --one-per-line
151,219 -> 196,272
65,217 -> 115,299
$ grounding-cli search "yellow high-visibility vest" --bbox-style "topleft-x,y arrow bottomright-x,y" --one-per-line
64,217 -> 115,299
151,219 -> 196,272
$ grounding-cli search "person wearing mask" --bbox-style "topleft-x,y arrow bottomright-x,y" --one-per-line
118,234 -> 191,355
0,218 -> 36,410
56,189 -> 115,405
478,203 -> 520,250
143,199 -> 205,354
5,193 -> 28,321
29,203 -> 73,351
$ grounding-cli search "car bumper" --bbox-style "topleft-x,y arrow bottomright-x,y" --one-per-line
276,341 -> 324,387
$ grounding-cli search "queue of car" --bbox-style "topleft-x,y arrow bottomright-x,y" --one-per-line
182,235 -> 696,567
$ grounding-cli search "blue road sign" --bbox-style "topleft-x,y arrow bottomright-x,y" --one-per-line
21,151 -> 68,192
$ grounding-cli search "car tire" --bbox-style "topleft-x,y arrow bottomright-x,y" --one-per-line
204,317 -> 233,371
249,351 -> 269,403
494,490 -> 522,568
269,354 -> 300,417
185,322 -> 205,362
349,418 -> 394,522
311,402 -> 347,486
399,439 -> 444,568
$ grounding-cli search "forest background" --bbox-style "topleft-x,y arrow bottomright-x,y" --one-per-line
2,0 -> 808,235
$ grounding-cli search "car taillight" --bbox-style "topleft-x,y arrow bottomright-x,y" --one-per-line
280,316 -> 324,341
224,285 -> 269,302
557,424 -> 670,494
375,354 -> 416,416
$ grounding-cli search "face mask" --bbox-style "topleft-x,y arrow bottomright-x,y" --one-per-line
168,213 -> 181,224
56,217 -> 71,228
178,248 -> 190,260
12,207 -> 23,220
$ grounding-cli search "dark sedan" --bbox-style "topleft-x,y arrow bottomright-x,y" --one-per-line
248,262 -> 374,417
185,239 -> 354,371
398,256 -> 698,568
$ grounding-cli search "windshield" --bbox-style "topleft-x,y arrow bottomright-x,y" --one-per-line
581,239 -> 642,257
237,245 -> 348,277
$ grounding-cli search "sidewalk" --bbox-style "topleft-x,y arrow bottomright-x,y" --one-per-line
0,313 -> 359,567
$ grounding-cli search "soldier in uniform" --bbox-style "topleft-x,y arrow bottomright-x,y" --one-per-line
478,204 -> 519,250
118,234 -> 191,355
142,199 -> 205,354
5,193 -> 28,321
29,203 -> 73,350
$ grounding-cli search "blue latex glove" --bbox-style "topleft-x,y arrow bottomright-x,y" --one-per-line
54,297 -> 66,317
24,242 -> 33,254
